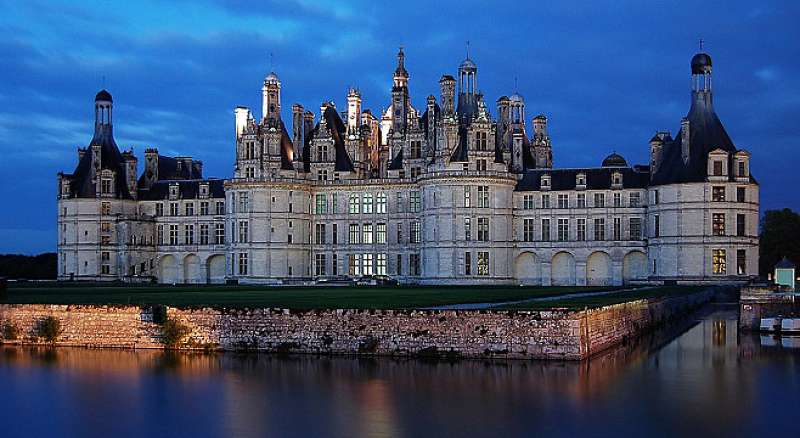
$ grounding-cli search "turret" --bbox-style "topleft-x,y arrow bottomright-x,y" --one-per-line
532,114 -> 548,138
122,150 -> 138,199
292,103 -> 304,160
439,75 -> 455,115
347,87 -> 361,135
262,71 -> 281,122
649,132 -> 668,175
391,48 -> 409,134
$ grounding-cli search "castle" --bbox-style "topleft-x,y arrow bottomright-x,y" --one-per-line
57,48 -> 759,286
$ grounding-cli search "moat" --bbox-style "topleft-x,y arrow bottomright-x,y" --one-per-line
1,304 -> 798,437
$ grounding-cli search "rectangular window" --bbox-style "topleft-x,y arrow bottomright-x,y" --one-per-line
713,160 -> 723,176
653,215 -> 660,237
712,213 -> 725,236
238,220 -> 249,243
362,223 -> 374,244
541,218 -> 551,241
594,218 -> 605,241
169,224 -> 179,245
170,202 -> 179,216
409,254 -> 420,276
315,253 -> 326,276
155,203 -> 164,216
349,224 -> 360,244
594,193 -> 605,208
477,218 -> 489,241
523,195 -> 534,210
362,254 -> 374,275
737,249 -> 746,275
200,224 -> 209,245
712,186 -> 726,202
396,222 -> 403,243
332,224 -> 338,244
577,218 -> 586,241
629,218 -> 642,240
349,193 -> 360,214
238,253 -> 248,275
464,252 -> 472,275
477,251 -> 489,276
738,161 -> 746,177
577,193 -> 586,208
613,193 -> 621,208
315,194 -> 327,214
101,202 -> 112,215
736,214 -> 745,237
410,191 -> 421,213
376,253 -> 387,276
410,221 -> 420,243
712,249 -> 726,274
376,223 -> 387,244
315,223 -> 326,244
200,201 -> 209,215
464,217 -> 471,241
411,140 -> 422,158
523,219 -> 535,242
541,194 -> 550,209
101,177 -> 112,195
396,254 -> 403,275
376,192 -> 387,214
557,218 -> 569,241
215,201 -> 225,215
214,223 -> 225,244
185,202 -> 194,216
557,194 -> 569,209
332,254 -> 338,276
629,193 -> 640,207
157,224 -> 164,245
613,217 -> 621,240
238,192 -> 249,213
362,193 -> 374,214
737,187 -> 746,203
477,186 -> 489,208
349,254 -> 361,276
332,194 -> 338,213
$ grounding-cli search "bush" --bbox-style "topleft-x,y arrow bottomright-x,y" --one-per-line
161,318 -> 190,348
36,316 -> 62,343
2,321 -> 19,340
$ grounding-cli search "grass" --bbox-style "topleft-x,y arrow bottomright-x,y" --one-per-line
2,282 -> 626,310
498,286 -> 707,311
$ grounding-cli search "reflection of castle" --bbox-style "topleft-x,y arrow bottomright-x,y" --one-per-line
56,49 -> 758,285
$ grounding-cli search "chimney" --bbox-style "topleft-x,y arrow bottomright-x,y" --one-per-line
681,118 -> 690,163
122,150 -> 138,199
235,107 -> 250,140
192,160 -> 203,178
512,131 -> 524,173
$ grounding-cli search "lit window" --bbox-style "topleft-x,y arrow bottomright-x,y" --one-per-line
712,249 -> 726,274
477,251 -> 489,276
712,213 -> 725,236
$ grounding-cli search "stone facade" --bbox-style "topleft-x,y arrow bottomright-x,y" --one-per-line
56,48 -> 758,285
0,289 -> 714,360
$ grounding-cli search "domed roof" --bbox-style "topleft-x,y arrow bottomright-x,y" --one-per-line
509,92 -> 524,103
602,152 -> 627,167
264,71 -> 280,83
496,95 -> 509,103
533,114 -> 547,121
95,89 -> 112,102
459,57 -> 477,71
691,52 -> 712,74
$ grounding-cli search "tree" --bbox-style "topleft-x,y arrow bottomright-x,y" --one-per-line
759,209 -> 800,276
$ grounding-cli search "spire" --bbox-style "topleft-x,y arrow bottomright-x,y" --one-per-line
394,46 -> 408,78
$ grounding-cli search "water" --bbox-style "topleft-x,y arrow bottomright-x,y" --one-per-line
1,304 -> 798,437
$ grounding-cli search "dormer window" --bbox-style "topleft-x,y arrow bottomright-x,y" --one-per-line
100,170 -> 114,196
707,149 -> 729,180
612,171 -> 623,189
169,183 -> 179,200
199,183 -> 209,198
734,150 -> 750,180
576,173 -> 586,189
541,174 -> 551,191
713,161 -> 723,176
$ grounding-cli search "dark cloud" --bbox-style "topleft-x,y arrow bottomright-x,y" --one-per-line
1,0 -> 798,253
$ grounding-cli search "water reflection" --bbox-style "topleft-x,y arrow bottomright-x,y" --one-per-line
0,304 -> 798,437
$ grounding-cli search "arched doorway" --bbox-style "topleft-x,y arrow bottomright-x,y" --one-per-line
514,252 -> 540,285
206,255 -> 226,284
183,254 -> 201,284
551,252 -> 576,286
587,251 -> 612,286
159,255 -> 179,284
623,251 -> 648,283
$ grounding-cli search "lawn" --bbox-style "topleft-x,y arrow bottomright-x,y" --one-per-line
1,283 -> 624,310
497,286 -> 707,311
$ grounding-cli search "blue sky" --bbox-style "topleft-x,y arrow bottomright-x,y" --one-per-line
1,0 -> 798,254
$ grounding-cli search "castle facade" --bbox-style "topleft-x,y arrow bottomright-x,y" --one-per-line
57,49 -> 759,285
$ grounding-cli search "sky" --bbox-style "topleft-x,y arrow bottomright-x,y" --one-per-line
0,0 -> 798,254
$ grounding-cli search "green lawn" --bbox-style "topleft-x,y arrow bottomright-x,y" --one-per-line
498,286 -> 706,311
1,283 -> 624,310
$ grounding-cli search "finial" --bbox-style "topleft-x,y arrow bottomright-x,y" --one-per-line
466,40 -> 470,59
102,75 -> 106,88
514,76 -> 518,92
269,52 -> 274,70
699,38 -> 704,51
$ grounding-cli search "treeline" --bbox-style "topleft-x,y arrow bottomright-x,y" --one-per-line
760,208 -> 800,276
0,253 -> 57,280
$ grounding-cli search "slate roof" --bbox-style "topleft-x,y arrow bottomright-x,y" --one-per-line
775,257 -> 796,270
64,118 -> 133,199
137,178 -> 225,201
304,106 -> 354,172
516,166 -> 650,191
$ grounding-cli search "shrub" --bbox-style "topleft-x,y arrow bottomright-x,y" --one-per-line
36,316 -> 62,343
160,318 -> 190,348
358,336 -> 379,354
2,321 -> 19,341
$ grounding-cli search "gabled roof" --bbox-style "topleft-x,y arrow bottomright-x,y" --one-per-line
304,106 -> 355,172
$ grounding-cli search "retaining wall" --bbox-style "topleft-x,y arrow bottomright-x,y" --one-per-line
0,289 -> 714,360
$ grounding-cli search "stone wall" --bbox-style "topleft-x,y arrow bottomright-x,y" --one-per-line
0,290 -> 713,360
739,286 -> 799,330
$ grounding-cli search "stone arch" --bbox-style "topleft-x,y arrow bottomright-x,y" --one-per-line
159,254 -> 179,284
551,252 -> 576,286
206,254 -> 226,284
183,254 -> 201,284
586,251 -> 612,286
514,252 -> 541,285
623,250 -> 648,283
